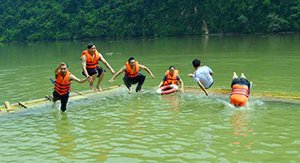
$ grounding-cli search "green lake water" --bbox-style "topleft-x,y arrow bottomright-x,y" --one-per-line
0,35 -> 299,162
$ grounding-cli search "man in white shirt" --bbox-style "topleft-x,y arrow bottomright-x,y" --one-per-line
188,59 -> 214,96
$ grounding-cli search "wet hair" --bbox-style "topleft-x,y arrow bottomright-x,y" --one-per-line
128,57 -> 135,63
192,59 -> 201,68
87,43 -> 95,49
169,65 -> 175,70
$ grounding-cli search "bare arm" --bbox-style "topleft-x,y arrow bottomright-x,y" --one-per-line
70,74 -> 88,83
139,64 -> 155,79
99,53 -> 115,74
178,75 -> 184,92
188,73 -> 194,77
158,81 -> 163,88
158,75 -> 167,87
197,81 -> 208,96
109,66 -> 126,83
81,55 -> 90,77
54,65 -> 60,75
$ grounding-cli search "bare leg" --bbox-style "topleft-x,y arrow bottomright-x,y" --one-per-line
240,73 -> 247,79
232,72 -> 238,80
96,72 -> 106,92
89,74 -> 97,90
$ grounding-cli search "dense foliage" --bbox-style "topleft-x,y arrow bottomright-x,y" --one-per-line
0,0 -> 299,41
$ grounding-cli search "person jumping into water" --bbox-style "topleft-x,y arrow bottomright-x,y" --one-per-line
230,72 -> 251,107
188,59 -> 214,96
53,62 -> 91,112
81,43 -> 115,92
109,57 -> 155,93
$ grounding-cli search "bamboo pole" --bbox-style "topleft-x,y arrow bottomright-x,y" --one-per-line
18,101 -> 28,108
3,101 -> 12,111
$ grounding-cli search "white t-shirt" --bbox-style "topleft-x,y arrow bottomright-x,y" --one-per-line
193,65 -> 214,89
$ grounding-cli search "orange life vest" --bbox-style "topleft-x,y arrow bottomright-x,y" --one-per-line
125,61 -> 140,78
55,71 -> 71,95
163,70 -> 179,86
81,50 -> 100,69
230,84 -> 249,107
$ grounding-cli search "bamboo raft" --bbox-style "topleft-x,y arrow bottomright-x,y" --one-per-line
0,85 -> 123,114
1,85 -> 299,114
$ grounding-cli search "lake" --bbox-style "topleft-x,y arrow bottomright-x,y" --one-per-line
0,34 -> 299,162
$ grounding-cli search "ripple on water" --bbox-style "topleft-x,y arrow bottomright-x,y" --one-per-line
0,90 -> 299,162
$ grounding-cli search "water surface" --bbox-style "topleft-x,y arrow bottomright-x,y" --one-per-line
0,35 -> 299,162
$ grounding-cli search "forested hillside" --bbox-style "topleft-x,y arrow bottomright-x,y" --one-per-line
0,0 -> 299,41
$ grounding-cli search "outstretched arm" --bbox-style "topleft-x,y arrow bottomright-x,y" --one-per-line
70,74 -> 89,83
178,76 -> 184,92
99,53 -> 115,74
109,66 -> 126,83
81,55 -> 90,77
139,64 -> 155,79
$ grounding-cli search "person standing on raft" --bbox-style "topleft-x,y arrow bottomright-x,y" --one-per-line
81,43 -> 115,92
157,66 -> 184,92
53,62 -> 91,112
230,72 -> 251,107
109,57 -> 155,93
188,59 -> 214,96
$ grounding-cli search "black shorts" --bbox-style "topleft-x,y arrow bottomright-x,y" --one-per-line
231,78 -> 250,88
82,67 -> 106,77
53,91 -> 69,112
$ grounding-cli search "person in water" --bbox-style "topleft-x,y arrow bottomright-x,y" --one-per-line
109,57 -> 155,93
157,66 -> 184,92
188,59 -> 214,96
81,43 -> 115,91
230,72 -> 251,107
53,62 -> 90,112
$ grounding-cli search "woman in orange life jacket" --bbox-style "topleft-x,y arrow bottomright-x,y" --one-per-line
53,62 -> 90,112
230,72 -> 251,107
81,43 -> 115,92
157,66 -> 184,92
109,57 -> 155,93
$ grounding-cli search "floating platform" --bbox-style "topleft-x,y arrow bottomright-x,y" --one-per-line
0,85 -> 123,114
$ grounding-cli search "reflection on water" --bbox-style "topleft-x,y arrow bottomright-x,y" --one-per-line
161,94 -> 180,112
52,111 -> 76,160
230,109 -> 254,152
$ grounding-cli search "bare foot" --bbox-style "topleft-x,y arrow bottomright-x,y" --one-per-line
232,72 -> 238,79
241,73 -> 246,79
96,86 -> 102,92
89,83 -> 94,90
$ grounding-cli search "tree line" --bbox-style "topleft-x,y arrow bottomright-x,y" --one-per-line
0,0 -> 299,42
